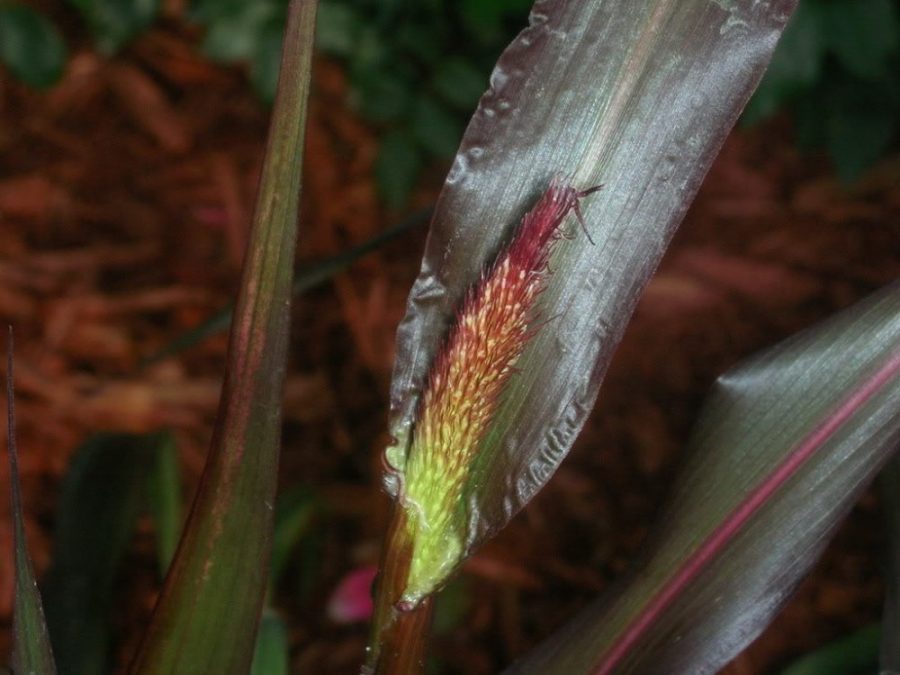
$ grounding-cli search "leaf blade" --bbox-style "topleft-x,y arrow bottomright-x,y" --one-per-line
129,1 -> 317,672
507,283 -> 900,674
383,0 -> 798,589
43,433 -> 158,675
6,330 -> 57,675
0,5 -> 67,88
145,431 -> 183,576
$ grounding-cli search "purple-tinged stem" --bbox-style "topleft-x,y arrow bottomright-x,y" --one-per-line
366,505 -> 434,675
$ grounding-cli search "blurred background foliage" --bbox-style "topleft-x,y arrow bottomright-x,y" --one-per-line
0,0 -> 898,201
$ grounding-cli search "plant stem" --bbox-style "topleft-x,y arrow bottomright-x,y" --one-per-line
366,505 -> 434,674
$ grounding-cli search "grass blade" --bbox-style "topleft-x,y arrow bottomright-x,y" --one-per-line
778,624 -> 879,675
269,487 -> 318,595
43,433 -> 159,675
144,431 -> 182,576
6,328 -> 57,675
507,283 -> 900,674
129,1 -> 316,672
250,609 -> 290,675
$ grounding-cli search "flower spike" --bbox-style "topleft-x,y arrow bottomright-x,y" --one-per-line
398,180 -> 601,607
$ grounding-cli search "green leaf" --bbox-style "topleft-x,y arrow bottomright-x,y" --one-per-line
393,19 -> 448,65
250,609 -> 290,675
790,82 -> 828,150
370,0 -> 799,668
461,0 -> 533,28
145,431 -> 182,576
432,57 -> 488,111
189,0 -> 249,23
375,130 -> 422,209
201,3 -> 281,64
251,18 -> 287,104
825,80 -> 897,183
460,0 -> 532,45
6,331 -> 57,675
823,0 -> 900,81
0,5 -> 67,88
411,96 -> 464,158
350,23 -> 390,72
269,487 -> 318,593
42,433 -> 159,675
130,1 -> 317,672
67,0 -> 161,54
433,578 -> 470,635
316,1 -> 363,57
355,71 -> 413,123
743,0 -> 826,124
778,624 -> 880,675
507,283 -> 900,673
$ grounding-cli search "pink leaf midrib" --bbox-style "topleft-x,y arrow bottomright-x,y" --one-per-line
594,347 -> 900,675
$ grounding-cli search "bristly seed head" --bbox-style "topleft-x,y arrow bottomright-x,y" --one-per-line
397,180 -> 601,608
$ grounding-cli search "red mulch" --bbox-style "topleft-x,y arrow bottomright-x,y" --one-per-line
1,13 -> 899,675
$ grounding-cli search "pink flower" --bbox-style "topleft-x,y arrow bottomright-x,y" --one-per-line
327,565 -> 377,624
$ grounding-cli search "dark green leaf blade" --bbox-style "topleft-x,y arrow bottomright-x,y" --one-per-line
66,0 -> 161,54
201,3 -> 279,64
742,0 -> 825,124
384,0 -> 798,583
6,331 -> 57,675
507,283 -> 900,674
825,79 -> 897,183
145,431 -> 182,576
822,0 -> 900,81
129,1 -> 316,672
0,5 -> 67,88
43,432 -> 158,675
250,609 -> 290,675
375,130 -> 422,210
778,624 -> 879,675
269,487 -> 318,593
251,17 -> 287,105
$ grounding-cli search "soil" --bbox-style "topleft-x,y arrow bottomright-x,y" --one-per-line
1,11 -> 899,675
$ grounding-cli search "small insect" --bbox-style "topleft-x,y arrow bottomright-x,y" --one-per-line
398,179 -> 602,608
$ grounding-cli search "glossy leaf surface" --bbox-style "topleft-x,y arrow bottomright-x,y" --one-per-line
507,283 -> 900,674
385,0 -> 797,572
129,1 -> 316,672
6,332 -> 57,675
